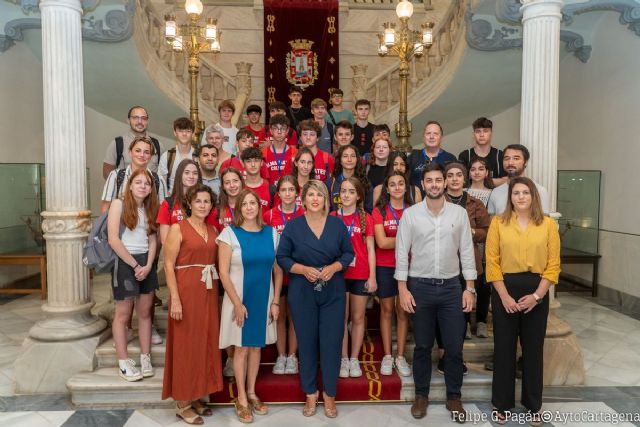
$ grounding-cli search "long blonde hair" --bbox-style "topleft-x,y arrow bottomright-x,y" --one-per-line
500,176 -> 544,226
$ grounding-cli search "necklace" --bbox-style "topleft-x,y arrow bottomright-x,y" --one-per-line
188,218 -> 208,241
449,193 -> 465,205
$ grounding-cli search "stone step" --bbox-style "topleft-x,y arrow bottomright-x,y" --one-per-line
67,364 -> 495,408
96,336 -> 167,369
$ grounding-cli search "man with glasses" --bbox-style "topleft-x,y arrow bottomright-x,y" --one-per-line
103,106 -> 163,179
326,88 -> 355,125
262,115 -> 298,185
158,117 -> 195,193
267,101 -> 299,148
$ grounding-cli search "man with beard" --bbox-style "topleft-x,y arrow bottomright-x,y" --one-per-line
197,144 -> 220,195
487,144 -> 550,215
103,106 -> 163,179
395,163 -> 476,424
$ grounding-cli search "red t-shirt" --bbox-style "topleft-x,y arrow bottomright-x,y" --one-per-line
313,149 -> 335,182
214,206 -> 234,233
156,199 -> 218,226
219,156 -> 269,181
246,180 -> 272,213
262,145 -> 298,186
263,204 -> 304,287
272,192 -> 303,209
372,204 -> 406,267
330,210 -> 374,280
266,129 -> 298,147
244,125 -> 267,147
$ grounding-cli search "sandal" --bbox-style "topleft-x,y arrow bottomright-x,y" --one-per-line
247,394 -> 268,415
175,403 -> 204,425
322,392 -> 338,418
191,400 -> 213,417
302,391 -> 319,417
492,408 -> 507,425
527,410 -> 543,426
234,400 -> 254,423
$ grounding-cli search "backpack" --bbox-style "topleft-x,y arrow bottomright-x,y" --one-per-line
115,136 -> 161,169
82,211 -> 123,273
115,169 -> 161,196
166,148 -> 177,181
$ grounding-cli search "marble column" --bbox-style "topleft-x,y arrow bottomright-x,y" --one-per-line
518,0 -> 584,385
519,0 -> 562,210
15,0 -> 108,393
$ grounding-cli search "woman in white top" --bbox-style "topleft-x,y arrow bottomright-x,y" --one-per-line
108,169 -> 159,382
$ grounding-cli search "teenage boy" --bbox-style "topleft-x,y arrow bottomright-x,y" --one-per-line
219,129 -> 269,180
286,86 -> 313,131
267,101 -> 298,147
298,119 -> 334,182
244,104 -> 267,147
353,99 -> 375,156
216,99 -> 238,155
311,98 -> 334,153
334,120 -> 354,151
373,124 -> 391,142
408,121 -> 457,193
326,88 -> 355,125
103,105 -> 163,179
197,144 -> 220,195
158,117 -> 195,193
262,114 -> 298,185
458,117 -> 508,187
241,147 -> 275,213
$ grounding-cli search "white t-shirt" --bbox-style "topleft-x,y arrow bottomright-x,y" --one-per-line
217,123 -> 238,155
487,180 -> 550,215
121,208 -> 149,255
158,146 -> 194,193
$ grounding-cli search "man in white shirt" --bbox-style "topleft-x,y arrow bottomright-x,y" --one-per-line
158,117 -> 195,193
216,99 -> 238,155
487,144 -> 550,215
395,163 -> 476,423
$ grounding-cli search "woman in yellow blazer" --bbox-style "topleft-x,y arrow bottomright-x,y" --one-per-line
485,176 -> 560,426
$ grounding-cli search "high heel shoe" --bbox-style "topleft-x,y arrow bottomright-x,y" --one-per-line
302,391 -> 319,417
322,392 -> 338,418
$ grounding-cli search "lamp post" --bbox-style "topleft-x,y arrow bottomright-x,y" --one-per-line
377,0 -> 433,152
165,0 -> 221,145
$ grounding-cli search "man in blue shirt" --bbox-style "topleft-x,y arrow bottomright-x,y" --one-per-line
408,121 -> 457,195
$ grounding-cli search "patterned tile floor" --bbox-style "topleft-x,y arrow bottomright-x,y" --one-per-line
1,287 -> 640,426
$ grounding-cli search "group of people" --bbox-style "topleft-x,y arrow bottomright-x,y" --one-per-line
100,94 -> 559,426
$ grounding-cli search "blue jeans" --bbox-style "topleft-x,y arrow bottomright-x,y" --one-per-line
408,276 -> 465,399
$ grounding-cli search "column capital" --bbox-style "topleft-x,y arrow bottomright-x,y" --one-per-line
520,0 -> 563,22
38,0 -> 83,13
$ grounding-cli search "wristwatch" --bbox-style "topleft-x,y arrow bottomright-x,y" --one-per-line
533,293 -> 543,304
465,287 -> 476,295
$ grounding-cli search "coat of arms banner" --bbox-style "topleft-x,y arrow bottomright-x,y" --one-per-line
263,0 -> 339,110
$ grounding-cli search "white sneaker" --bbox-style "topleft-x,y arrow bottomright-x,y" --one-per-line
140,353 -> 154,378
151,325 -> 163,345
465,322 -> 472,340
118,359 -> 143,382
284,355 -> 299,374
380,355 -> 394,376
273,355 -> 287,375
339,358 -> 350,378
395,356 -> 412,377
349,358 -> 362,377
112,328 -> 135,348
476,322 -> 488,338
223,357 -> 234,377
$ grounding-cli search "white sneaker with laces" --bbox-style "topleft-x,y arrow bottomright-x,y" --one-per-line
349,358 -> 362,377
118,358 -> 143,382
151,325 -> 163,345
140,353 -> 154,378
395,356 -> 412,377
284,355 -> 299,374
273,355 -> 287,375
339,358 -> 350,378
380,355 -> 394,376
223,357 -> 234,377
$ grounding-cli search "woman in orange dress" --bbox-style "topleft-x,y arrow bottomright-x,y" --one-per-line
162,184 -> 223,425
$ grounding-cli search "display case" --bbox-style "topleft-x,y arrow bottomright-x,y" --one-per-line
556,170 -> 601,254
0,163 -> 90,255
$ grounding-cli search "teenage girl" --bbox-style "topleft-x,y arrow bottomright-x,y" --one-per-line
328,144 -> 369,212
216,167 -> 245,232
372,171 -> 414,377
108,169 -> 159,382
263,175 -> 305,375
466,157 -> 494,207
372,151 -> 422,206
331,177 -> 376,378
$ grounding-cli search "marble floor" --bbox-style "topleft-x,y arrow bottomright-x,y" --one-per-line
1,289 -> 640,426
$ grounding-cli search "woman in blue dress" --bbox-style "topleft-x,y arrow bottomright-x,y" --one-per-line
276,180 -> 354,418
217,188 -> 283,423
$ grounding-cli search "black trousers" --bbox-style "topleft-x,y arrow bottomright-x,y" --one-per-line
491,272 -> 549,412
476,272 -> 491,324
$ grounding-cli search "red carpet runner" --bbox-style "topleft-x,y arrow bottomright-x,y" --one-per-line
210,318 -> 402,403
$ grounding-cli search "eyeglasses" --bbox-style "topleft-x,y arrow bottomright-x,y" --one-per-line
272,126 -> 289,133
130,116 -> 149,121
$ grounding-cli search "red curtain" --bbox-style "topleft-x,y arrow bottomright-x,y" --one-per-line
263,0 -> 339,108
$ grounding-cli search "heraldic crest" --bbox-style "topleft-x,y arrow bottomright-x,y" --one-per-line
286,39 -> 319,88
